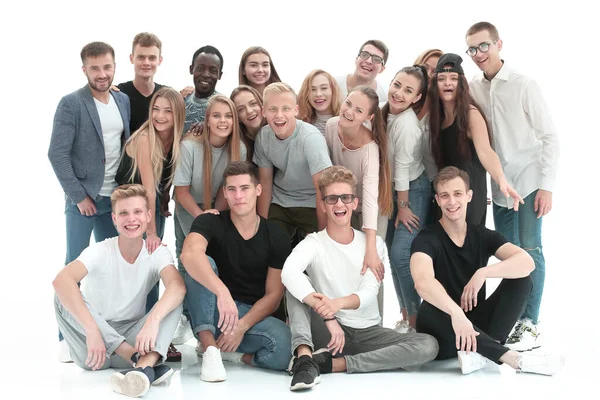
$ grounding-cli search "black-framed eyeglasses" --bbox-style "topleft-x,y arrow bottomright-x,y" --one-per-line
465,41 -> 497,57
358,51 -> 384,65
322,194 -> 356,205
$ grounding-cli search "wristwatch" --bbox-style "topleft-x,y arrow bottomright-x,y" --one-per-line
398,200 -> 411,208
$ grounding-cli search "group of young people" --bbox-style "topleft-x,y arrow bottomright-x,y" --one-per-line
48,20 -> 561,398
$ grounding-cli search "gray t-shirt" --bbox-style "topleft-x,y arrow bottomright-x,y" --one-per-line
174,138 -> 247,235
253,120 -> 332,208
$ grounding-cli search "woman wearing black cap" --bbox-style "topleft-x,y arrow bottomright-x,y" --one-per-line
427,53 -> 522,225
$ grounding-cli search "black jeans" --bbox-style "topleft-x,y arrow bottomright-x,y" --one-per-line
416,276 -> 532,363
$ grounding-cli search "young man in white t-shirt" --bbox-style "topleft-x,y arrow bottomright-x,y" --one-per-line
53,184 -> 185,398
281,166 -> 439,391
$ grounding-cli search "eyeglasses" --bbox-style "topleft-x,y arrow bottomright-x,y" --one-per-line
465,41 -> 497,57
358,51 -> 384,65
322,194 -> 356,205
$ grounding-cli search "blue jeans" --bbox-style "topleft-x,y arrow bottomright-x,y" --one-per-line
61,195 -> 118,340
145,195 -> 166,313
493,190 -> 545,324
386,173 -> 431,316
184,257 -> 292,371
173,212 -> 190,320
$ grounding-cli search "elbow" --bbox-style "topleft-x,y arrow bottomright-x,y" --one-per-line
280,268 -> 291,288
414,278 -> 427,297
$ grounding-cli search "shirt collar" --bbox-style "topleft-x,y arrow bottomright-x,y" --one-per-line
484,60 -> 510,82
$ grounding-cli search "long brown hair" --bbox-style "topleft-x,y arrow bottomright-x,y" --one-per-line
381,65 -> 429,128
348,85 -> 393,216
230,85 -> 265,160
427,72 -> 492,168
185,95 -> 242,208
238,46 -> 282,89
297,69 -> 342,124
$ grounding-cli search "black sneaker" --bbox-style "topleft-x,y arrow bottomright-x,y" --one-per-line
110,366 -> 155,397
152,364 -> 174,386
289,355 -> 321,391
312,348 -> 333,374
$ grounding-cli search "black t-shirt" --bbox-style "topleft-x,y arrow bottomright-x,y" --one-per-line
117,81 -> 164,133
411,222 -> 507,306
190,211 -> 291,305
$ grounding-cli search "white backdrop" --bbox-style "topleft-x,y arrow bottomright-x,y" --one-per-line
1,0 -> 598,376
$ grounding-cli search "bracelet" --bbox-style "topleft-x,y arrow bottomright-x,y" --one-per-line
324,317 -> 336,321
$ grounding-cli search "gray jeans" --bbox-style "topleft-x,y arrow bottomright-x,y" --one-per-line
54,294 -> 182,370
286,290 -> 438,373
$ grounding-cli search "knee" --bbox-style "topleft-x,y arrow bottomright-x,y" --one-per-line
269,328 -> 293,371
415,334 -> 439,362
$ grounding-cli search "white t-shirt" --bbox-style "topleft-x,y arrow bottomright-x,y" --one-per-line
281,229 -> 387,329
95,94 -> 124,196
78,237 -> 174,321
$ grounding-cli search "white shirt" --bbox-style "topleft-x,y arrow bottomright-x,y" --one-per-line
419,114 -> 438,182
281,229 -> 387,329
470,63 -> 559,207
336,75 -> 388,108
387,109 -> 425,191
95,94 -> 124,196
78,237 -> 174,321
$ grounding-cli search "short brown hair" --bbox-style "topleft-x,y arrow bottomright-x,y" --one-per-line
466,21 -> 500,41
223,161 -> 259,186
110,184 -> 149,210
132,32 -> 162,54
318,166 -> 357,195
359,39 -> 389,65
433,167 -> 470,193
80,42 -> 115,63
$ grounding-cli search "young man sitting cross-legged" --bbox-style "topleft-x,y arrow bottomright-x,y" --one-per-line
181,161 -> 292,382
282,166 -> 439,391
53,184 -> 186,398
411,166 -> 564,375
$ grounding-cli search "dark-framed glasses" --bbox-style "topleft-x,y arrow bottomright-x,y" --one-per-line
322,194 -> 356,205
358,51 -> 384,65
465,41 -> 497,57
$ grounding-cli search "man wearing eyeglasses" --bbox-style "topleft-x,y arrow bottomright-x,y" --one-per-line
465,22 -> 559,352
336,40 -> 389,106
282,166 -> 438,391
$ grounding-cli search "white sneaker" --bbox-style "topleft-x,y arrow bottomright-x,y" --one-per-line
506,319 -> 540,352
518,352 -> 564,376
394,320 -> 416,334
221,351 -> 244,364
172,315 -> 194,345
200,346 -> 227,382
457,351 -> 488,375
58,340 -> 73,363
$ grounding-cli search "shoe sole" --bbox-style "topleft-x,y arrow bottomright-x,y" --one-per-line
111,371 -> 150,398
506,344 -> 542,352
152,368 -> 174,386
290,376 -> 321,391
200,374 -> 226,383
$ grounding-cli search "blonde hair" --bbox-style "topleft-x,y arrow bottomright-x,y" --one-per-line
263,82 -> 297,104
111,184 -> 149,210
186,95 -> 242,208
122,87 -> 184,192
318,166 -> 357,195
297,70 -> 342,124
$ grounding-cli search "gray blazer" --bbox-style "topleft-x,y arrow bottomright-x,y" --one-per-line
48,85 -> 131,204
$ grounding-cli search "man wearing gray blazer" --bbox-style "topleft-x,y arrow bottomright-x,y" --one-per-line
49,41 -> 131,309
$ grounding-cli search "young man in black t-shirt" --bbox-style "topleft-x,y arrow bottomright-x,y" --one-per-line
410,166 -> 563,376
181,161 -> 292,382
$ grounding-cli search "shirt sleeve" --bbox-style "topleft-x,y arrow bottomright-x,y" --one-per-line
153,245 -> 175,275
189,213 -> 221,243
303,131 -> 332,176
360,143 -> 380,231
522,80 -> 559,192
391,117 -> 421,191
252,128 -> 273,168
267,221 -> 292,270
76,241 -> 104,274
240,140 -> 248,162
280,235 -> 318,302
411,229 -> 438,261
480,226 -> 509,257
354,238 -> 384,309
173,140 -> 195,186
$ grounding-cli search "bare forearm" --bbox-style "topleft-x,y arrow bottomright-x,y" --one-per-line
396,190 -> 409,203
337,294 -> 360,310
365,229 -> 378,255
238,292 -> 283,331
415,278 -> 463,317
146,190 -> 158,234
176,189 -> 204,218
182,253 -> 230,298
481,253 -> 534,279
479,149 -> 506,185
257,187 -> 272,218
53,278 -> 99,332
147,282 -> 185,322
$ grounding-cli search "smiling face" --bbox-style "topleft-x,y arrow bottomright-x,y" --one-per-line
111,196 -> 152,239
354,44 -> 386,81
244,53 -> 271,89
151,96 -> 174,134
437,72 -> 459,103
233,90 -> 263,132
320,182 -> 358,227
309,73 -> 333,114
190,52 -> 222,98
466,29 -> 503,76
435,177 -> 472,222
338,90 -> 374,129
130,45 -> 162,79
388,71 -> 423,114
207,101 -> 234,146
263,91 -> 298,138
223,173 -> 262,217
82,53 -> 115,94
